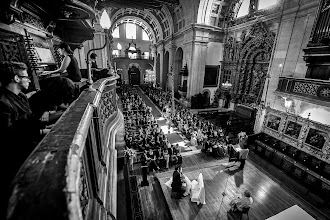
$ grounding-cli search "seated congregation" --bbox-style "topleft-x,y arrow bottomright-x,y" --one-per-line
119,85 -> 183,173
140,84 -> 230,159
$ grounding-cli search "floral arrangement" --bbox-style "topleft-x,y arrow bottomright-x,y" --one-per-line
124,148 -> 137,158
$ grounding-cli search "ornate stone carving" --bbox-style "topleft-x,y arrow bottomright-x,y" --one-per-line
317,85 -> 330,100
99,88 -> 116,126
293,82 -> 320,96
79,161 -> 89,220
22,12 -> 46,31
0,33 -> 28,63
223,21 -> 275,105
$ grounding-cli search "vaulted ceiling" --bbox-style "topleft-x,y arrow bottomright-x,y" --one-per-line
91,0 -> 179,10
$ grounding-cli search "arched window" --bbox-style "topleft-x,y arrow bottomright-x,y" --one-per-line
142,30 -> 149,41
126,23 -> 136,39
237,0 -> 250,18
258,0 -> 278,10
112,27 -> 119,38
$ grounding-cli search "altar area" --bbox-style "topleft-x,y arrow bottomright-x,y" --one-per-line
135,152 -> 327,220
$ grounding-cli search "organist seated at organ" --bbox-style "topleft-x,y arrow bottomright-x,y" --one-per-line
39,42 -> 81,83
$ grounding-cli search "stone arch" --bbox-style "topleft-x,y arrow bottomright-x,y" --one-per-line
174,47 -> 183,92
156,54 -> 160,85
111,16 -> 157,44
162,51 -> 170,90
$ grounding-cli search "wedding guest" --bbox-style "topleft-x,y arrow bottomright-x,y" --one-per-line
229,190 -> 253,212
164,149 -> 170,169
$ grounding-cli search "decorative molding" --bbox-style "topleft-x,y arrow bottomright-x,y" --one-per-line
262,108 -> 330,163
223,21 -> 275,106
293,82 -> 320,96
99,87 -> 116,128
22,12 -> 46,31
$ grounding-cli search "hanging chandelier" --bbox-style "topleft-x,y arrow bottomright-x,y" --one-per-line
221,81 -> 232,90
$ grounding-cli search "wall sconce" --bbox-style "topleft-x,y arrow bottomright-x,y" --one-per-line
86,10 -> 111,89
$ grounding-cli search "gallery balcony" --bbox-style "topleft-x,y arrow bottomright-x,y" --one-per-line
275,76 -> 330,104
7,76 -> 124,220
112,54 -> 152,60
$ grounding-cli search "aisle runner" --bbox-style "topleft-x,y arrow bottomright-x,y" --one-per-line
136,87 -> 195,154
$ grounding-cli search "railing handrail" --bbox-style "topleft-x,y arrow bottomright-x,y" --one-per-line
7,75 -> 121,220
278,76 -> 330,84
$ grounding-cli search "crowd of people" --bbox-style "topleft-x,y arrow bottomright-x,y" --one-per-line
119,85 -> 182,172
140,84 -> 236,159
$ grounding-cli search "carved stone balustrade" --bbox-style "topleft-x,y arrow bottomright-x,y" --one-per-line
7,76 -> 124,220
276,76 -> 330,103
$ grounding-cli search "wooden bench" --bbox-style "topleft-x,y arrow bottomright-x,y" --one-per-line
292,162 -> 306,180
303,169 -> 321,192
281,156 -> 295,173
272,151 -> 284,167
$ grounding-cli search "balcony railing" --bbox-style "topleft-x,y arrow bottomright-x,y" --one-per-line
7,76 -> 123,220
276,76 -> 330,101
112,54 -> 152,60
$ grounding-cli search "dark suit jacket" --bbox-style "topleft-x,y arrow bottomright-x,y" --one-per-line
171,170 -> 182,191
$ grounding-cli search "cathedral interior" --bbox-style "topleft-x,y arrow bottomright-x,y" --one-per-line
1,0 -> 330,219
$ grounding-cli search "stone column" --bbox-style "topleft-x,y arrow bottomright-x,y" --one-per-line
157,43 -> 165,88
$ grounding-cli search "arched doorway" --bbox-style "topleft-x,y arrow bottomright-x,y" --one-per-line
156,54 -> 160,86
163,51 -> 169,90
174,48 -> 183,92
128,63 -> 141,85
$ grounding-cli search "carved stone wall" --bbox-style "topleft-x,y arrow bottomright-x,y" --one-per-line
223,21 -> 275,107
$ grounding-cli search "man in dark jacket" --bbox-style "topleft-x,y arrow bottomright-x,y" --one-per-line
171,165 -> 185,198
0,61 -> 41,218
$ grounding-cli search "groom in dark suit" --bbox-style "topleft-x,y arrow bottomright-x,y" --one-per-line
171,165 -> 185,198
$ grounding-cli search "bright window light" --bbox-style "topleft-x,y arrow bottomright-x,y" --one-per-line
126,23 -> 136,39
258,0 -> 278,10
144,52 -> 149,59
112,50 -> 119,57
237,0 -> 250,18
142,30 -> 149,41
112,27 -> 119,38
